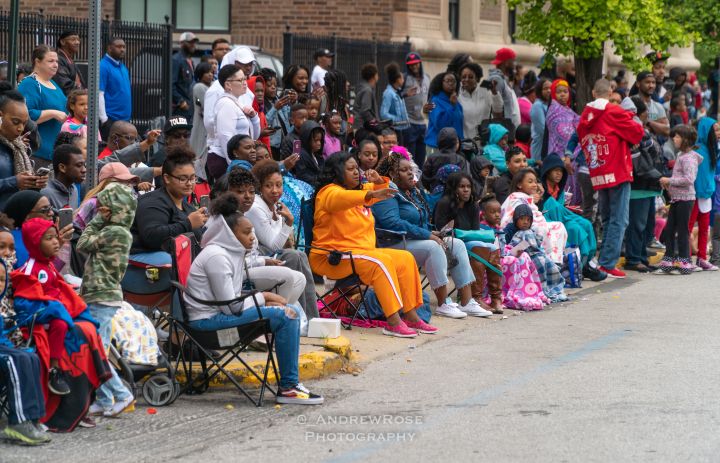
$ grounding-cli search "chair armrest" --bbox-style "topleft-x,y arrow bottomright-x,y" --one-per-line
171,281 -> 260,306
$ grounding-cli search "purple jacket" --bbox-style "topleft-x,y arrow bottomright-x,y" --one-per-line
668,150 -> 703,202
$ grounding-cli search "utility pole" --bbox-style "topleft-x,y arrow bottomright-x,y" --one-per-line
86,0 -> 102,187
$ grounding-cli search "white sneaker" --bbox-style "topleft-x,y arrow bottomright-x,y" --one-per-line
87,402 -> 106,416
435,302 -> 468,319
459,299 -> 493,317
103,396 -> 134,418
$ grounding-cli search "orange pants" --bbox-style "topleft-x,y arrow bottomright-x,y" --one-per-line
310,248 -> 423,317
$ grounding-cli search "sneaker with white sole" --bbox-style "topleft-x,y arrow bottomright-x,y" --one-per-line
276,383 -> 324,405
435,302 -> 468,319
458,300 -> 493,317
382,320 -> 418,338
103,396 -> 134,418
88,402 -> 107,416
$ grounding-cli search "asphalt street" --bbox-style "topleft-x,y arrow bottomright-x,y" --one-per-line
3,272 -> 720,462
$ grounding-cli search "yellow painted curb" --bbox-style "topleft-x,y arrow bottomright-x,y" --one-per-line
617,250 -> 664,268
176,336 -> 353,388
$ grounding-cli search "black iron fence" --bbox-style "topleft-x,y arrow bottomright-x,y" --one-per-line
0,9 -> 172,132
283,31 -> 411,102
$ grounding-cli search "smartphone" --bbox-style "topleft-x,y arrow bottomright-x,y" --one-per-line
480,80 -> 493,90
292,139 -> 302,156
36,167 -> 51,177
275,202 -> 282,212
271,126 -> 281,131
57,207 -> 73,230
200,195 -> 210,210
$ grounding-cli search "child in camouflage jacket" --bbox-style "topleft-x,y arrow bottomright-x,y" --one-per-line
77,182 -> 137,417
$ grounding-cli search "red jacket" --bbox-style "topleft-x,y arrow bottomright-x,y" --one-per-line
576,99 -> 645,190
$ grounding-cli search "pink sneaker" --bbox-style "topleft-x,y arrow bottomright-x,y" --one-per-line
405,319 -> 439,335
697,259 -> 719,271
382,321 -> 418,338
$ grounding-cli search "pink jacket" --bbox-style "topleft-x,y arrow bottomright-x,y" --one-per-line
668,150 -> 703,202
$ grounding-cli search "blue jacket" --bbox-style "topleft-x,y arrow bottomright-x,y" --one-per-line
425,92 -> 464,148
171,51 -> 194,116
483,124 -> 509,174
380,86 -> 410,130
100,54 -> 132,121
695,116 -> 717,199
372,183 -> 432,243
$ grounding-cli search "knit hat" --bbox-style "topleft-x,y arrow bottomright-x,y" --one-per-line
513,203 -> 533,227
4,190 -> 44,228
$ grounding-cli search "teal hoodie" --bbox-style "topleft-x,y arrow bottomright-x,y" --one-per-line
694,116 -> 717,199
483,124 -> 509,174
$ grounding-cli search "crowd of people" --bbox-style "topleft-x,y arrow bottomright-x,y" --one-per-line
0,30 -> 719,446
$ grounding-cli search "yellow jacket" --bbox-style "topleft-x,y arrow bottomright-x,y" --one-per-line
311,180 -> 389,253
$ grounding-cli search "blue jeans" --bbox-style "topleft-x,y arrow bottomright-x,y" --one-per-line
597,182 -> 631,268
624,197 -> 653,265
405,123 -> 427,168
390,238 -> 475,290
188,305 -> 301,389
87,303 -> 133,409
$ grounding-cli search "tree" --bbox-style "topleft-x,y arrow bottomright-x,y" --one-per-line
507,0 -> 691,109
666,0 -> 720,76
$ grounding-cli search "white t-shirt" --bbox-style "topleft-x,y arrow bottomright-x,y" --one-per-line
311,65 -> 328,91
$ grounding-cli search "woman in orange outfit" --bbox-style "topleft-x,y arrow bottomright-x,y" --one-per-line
309,151 -> 438,338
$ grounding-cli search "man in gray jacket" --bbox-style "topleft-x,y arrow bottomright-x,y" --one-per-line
353,63 -> 379,130
487,47 -> 520,127
402,52 -> 433,168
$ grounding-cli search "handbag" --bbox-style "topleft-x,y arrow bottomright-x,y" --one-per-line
454,228 -> 496,244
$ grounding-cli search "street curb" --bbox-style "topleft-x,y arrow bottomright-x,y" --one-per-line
175,336 -> 353,388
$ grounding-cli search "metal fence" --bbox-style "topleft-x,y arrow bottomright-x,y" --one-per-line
283,31 -> 411,102
0,9 -> 172,132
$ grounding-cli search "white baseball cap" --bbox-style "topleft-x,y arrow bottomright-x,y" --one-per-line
179,32 -> 199,43
233,46 -> 255,64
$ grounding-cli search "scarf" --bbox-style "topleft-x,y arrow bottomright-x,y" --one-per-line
0,133 -> 34,175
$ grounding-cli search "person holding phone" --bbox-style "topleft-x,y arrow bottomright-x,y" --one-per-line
40,144 -> 86,211
458,62 -> 503,140
0,82 -> 47,210
424,71 -> 464,156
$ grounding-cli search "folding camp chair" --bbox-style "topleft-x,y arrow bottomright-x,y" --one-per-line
163,233 -> 279,407
296,199 -> 369,330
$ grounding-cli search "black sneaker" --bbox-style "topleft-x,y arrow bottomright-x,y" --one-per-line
276,383 -> 324,405
582,265 -> 608,282
48,368 -> 71,396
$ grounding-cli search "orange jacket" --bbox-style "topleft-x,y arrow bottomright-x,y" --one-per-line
311,180 -> 389,253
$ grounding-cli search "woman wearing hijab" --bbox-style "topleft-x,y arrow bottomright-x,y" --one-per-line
545,79 -> 582,206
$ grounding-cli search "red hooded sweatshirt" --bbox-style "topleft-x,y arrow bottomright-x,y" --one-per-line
16,218 -> 86,317
576,98 -> 645,190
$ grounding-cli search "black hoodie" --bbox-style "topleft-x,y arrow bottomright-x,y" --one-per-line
421,127 -> 468,191
470,155 -> 494,196
291,120 -> 325,188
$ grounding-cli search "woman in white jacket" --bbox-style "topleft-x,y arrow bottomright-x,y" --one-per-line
184,193 -> 323,405
209,65 -> 260,174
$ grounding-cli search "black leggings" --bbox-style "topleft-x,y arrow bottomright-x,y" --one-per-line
663,200 -> 693,259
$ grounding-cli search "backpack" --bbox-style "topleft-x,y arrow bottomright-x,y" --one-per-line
562,246 -> 582,288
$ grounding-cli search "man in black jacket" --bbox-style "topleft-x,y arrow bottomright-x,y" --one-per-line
172,32 -> 198,122
353,63 -> 379,130
55,31 -> 85,96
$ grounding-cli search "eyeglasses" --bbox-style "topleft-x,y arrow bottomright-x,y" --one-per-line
31,205 -> 54,216
116,133 -> 138,143
167,174 -> 197,184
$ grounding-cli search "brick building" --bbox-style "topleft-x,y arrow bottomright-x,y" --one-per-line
2,0 -> 699,75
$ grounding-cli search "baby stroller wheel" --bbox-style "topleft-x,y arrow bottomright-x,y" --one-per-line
142,374 -> 177,406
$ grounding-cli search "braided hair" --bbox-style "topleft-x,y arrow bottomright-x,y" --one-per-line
323,69 -> 348,119
377,152 -> 431,216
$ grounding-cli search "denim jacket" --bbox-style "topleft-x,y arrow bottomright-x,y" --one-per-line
372,182 -> 432,244
380,86 -> 410,131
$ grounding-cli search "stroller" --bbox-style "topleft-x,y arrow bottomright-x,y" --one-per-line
107,302 -> 179,407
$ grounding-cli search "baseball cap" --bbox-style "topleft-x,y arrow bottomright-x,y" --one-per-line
491,47 -> 517,66
99,162 -> 140,183
314,48 -> 335,60
179,32 -> 199,43
406,53 -> 422,65
233,46 -> 256,64
164,116 -> 192,134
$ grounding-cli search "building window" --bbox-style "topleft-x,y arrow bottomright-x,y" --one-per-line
448,0 -> 459,39
118,0 -> 229,32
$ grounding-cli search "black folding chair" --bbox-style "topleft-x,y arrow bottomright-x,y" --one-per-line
296,199 -> 369,329
163,233 -> 279,407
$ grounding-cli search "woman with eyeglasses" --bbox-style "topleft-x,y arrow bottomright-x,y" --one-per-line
207,64 -> 260,180
3,190 -> 72,268
130,146 -> 207,254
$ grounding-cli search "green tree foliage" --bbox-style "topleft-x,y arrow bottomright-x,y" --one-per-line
665,0 -> 720,76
